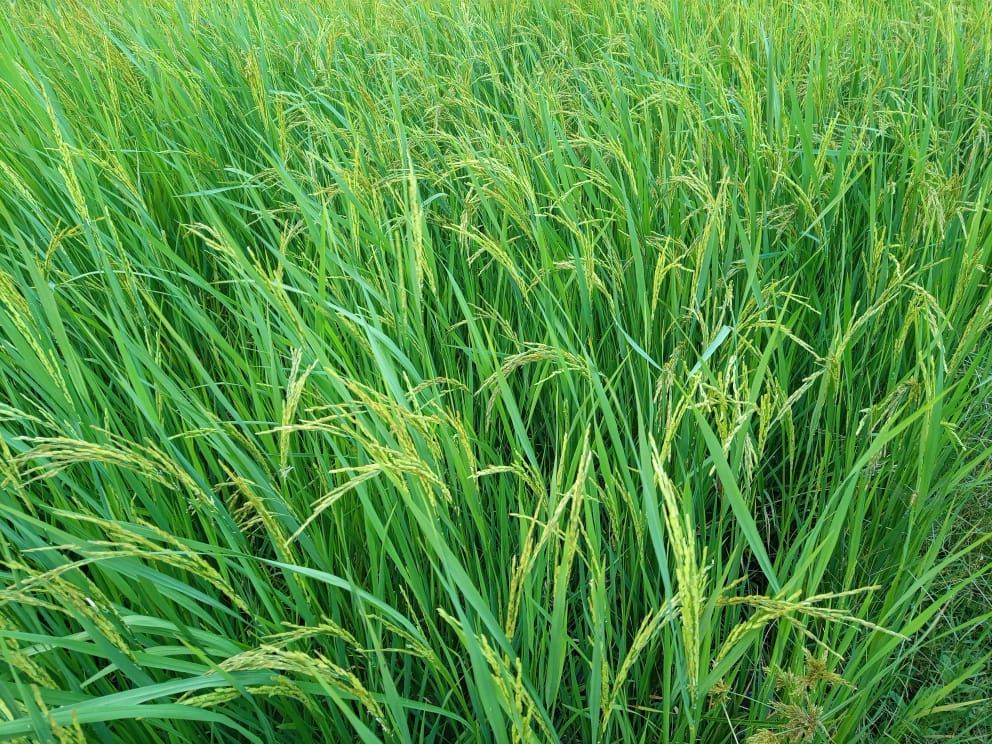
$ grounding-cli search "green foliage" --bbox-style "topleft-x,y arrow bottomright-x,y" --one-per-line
1,0 -> 991,741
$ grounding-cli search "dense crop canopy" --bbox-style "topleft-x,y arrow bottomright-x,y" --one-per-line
1,0 -> 991,741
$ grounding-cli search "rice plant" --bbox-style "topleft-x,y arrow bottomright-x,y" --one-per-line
1,0 -> 991,741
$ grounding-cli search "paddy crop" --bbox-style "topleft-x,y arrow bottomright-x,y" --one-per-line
1,0 -> 991,741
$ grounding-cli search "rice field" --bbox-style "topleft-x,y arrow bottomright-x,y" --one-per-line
1,0 -> 991,741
